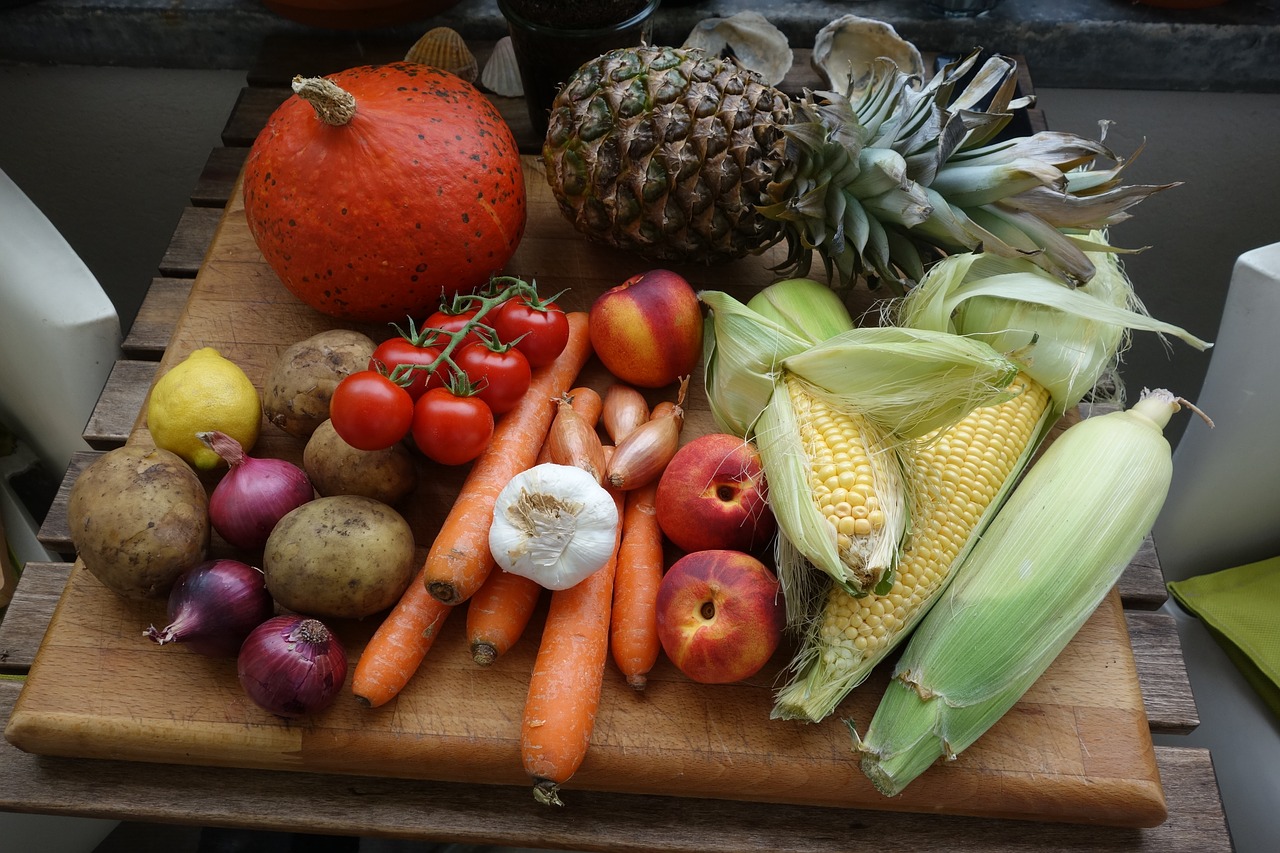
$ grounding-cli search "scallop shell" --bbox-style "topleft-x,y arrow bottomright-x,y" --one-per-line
405,26 -> 479,83
812,15 -> 924,98
683,11 -> 793,87
480,36 -> 524,98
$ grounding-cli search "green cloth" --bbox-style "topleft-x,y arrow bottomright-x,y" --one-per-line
1168,555 -> 1280,719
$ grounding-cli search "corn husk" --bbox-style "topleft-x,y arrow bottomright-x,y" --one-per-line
700,287 -> 1021,594
852,389 -> 1185,796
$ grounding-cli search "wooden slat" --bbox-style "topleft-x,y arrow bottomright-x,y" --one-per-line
36,450 -> 100,558
158,206 -> 223,278
0,562 -> 71,675
1118,535 -> 1168,610
121,277 -> 193,359
191,146 -> 249,208
222,85 -> 287,147
1128,610 -> 1199,735
81,360 -> 156,450
0,680 -> 1229,853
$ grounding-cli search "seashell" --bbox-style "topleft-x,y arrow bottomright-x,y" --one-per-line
682,11 -> 793,87
405,26 -> 479,83
480,35 -> 524,98
811,14 -> 925,99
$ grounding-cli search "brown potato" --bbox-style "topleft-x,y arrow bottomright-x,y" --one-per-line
263,329 -> 377,439
67,445 -> 210,600
263,495 -> 415,620
303,418 -> 418,505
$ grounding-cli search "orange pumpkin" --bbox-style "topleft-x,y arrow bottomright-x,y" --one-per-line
243,62 -> 526,323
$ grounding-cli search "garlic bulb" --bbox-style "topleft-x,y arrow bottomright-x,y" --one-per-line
489,463 -> 620,590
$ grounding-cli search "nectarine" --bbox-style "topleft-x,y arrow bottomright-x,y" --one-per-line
656,549 -> 785,684
588,269 -> 703,388
655,433 -> 775,553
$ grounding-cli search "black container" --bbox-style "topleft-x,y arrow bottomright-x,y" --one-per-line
498,0 -> 660,141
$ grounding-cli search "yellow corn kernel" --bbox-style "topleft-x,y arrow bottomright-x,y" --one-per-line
773,374 -> 1051,724
789,377 -> 896,586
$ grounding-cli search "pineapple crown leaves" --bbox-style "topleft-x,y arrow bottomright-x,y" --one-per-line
757,48 -> 1174,295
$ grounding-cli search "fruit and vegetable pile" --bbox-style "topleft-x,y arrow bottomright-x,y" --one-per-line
63,16 -> 1219,807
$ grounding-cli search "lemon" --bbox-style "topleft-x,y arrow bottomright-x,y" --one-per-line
147,347 -> 262,470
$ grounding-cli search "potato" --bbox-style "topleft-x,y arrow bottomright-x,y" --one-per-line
67,445 -> 210,600
263,329 -> 377,439
303,418 -> 418,505
263,495 -> 415,620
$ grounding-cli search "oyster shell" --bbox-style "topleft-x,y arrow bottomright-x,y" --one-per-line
480,35 -> 524,98
405,26 -> 479,83
683,11 -> 793,86
812,15 -> 924,98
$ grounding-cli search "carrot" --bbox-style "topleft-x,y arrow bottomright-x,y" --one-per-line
467,386 -> 604,666
351,565 -> 452,708
521,484 -> 625,806
424,311 -> 592,606
609,479 -> 664,690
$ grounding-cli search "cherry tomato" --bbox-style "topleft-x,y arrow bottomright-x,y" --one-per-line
425,308 -> 483,351
492,296 -> 570,368
329,370 -> 414,451
412,387 -> 494,466
455,341 -> 532,415
370,337 -> 443,400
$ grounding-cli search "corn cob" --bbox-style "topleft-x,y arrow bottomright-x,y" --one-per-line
700,287 -> 1022,596
769,233 -> 1210,722
772,375 -> 1051,721
853,389 -> 1192,796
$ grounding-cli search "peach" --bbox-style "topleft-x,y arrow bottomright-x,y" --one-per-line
588,269 -> 703,388
656,549 -> 785,684
655,433 -> 775,553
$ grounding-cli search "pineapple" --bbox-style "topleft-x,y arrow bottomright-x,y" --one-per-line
542,45 -> 1172,293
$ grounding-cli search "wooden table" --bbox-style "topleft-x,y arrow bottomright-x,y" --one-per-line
0,35 -> 1233,851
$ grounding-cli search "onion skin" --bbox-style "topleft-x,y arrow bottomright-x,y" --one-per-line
601,384 -> 649,445
200,430 -> 315,550
238,616 -> 348,718
143,559 -> 274,657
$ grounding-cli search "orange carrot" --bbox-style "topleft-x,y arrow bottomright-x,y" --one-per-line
609,479 -> 664,690
352,565 -> 452,708
424,311 -> 592,606
465,568 -> 544,666
521,484 -> 625,806
467,387 -> 604,666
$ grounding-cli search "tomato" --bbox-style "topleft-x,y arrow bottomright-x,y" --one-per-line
492,296 -> 570,368
454,341 -> 532,415
370,337 -> 443,400
425,307 -> 484,351
412,387 -> 494,465
329,370 -> 414,451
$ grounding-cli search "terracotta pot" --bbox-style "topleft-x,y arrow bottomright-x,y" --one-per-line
261,0 -> 462,30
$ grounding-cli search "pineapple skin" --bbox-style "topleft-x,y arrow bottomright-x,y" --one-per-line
542,45 -> 794,266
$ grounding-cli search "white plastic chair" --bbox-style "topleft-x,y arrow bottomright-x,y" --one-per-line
1150,241 -> 1280,853
0,166 -> 122,850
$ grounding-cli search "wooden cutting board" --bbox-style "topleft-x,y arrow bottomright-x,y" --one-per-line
5,156 -> 1166,828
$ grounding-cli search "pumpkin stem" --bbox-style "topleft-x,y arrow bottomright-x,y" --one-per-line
291,75 -> 356,126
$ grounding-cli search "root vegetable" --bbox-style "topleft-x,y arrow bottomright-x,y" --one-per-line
263,495 -> 416,620
67,445 -> 210,600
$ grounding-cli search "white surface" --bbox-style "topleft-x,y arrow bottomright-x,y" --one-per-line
1152,242 -> 1280,583
1149,241 -> 1280,852
0,167 -> 122,478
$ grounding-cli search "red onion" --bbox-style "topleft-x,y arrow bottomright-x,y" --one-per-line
237,615 -> 348,718
200,430 -> 314,550
143,559 -> 274,657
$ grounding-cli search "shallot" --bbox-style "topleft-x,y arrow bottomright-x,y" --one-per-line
237,615 -> 348,718
199,430 -> 314,550
143,559 -> 274,657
